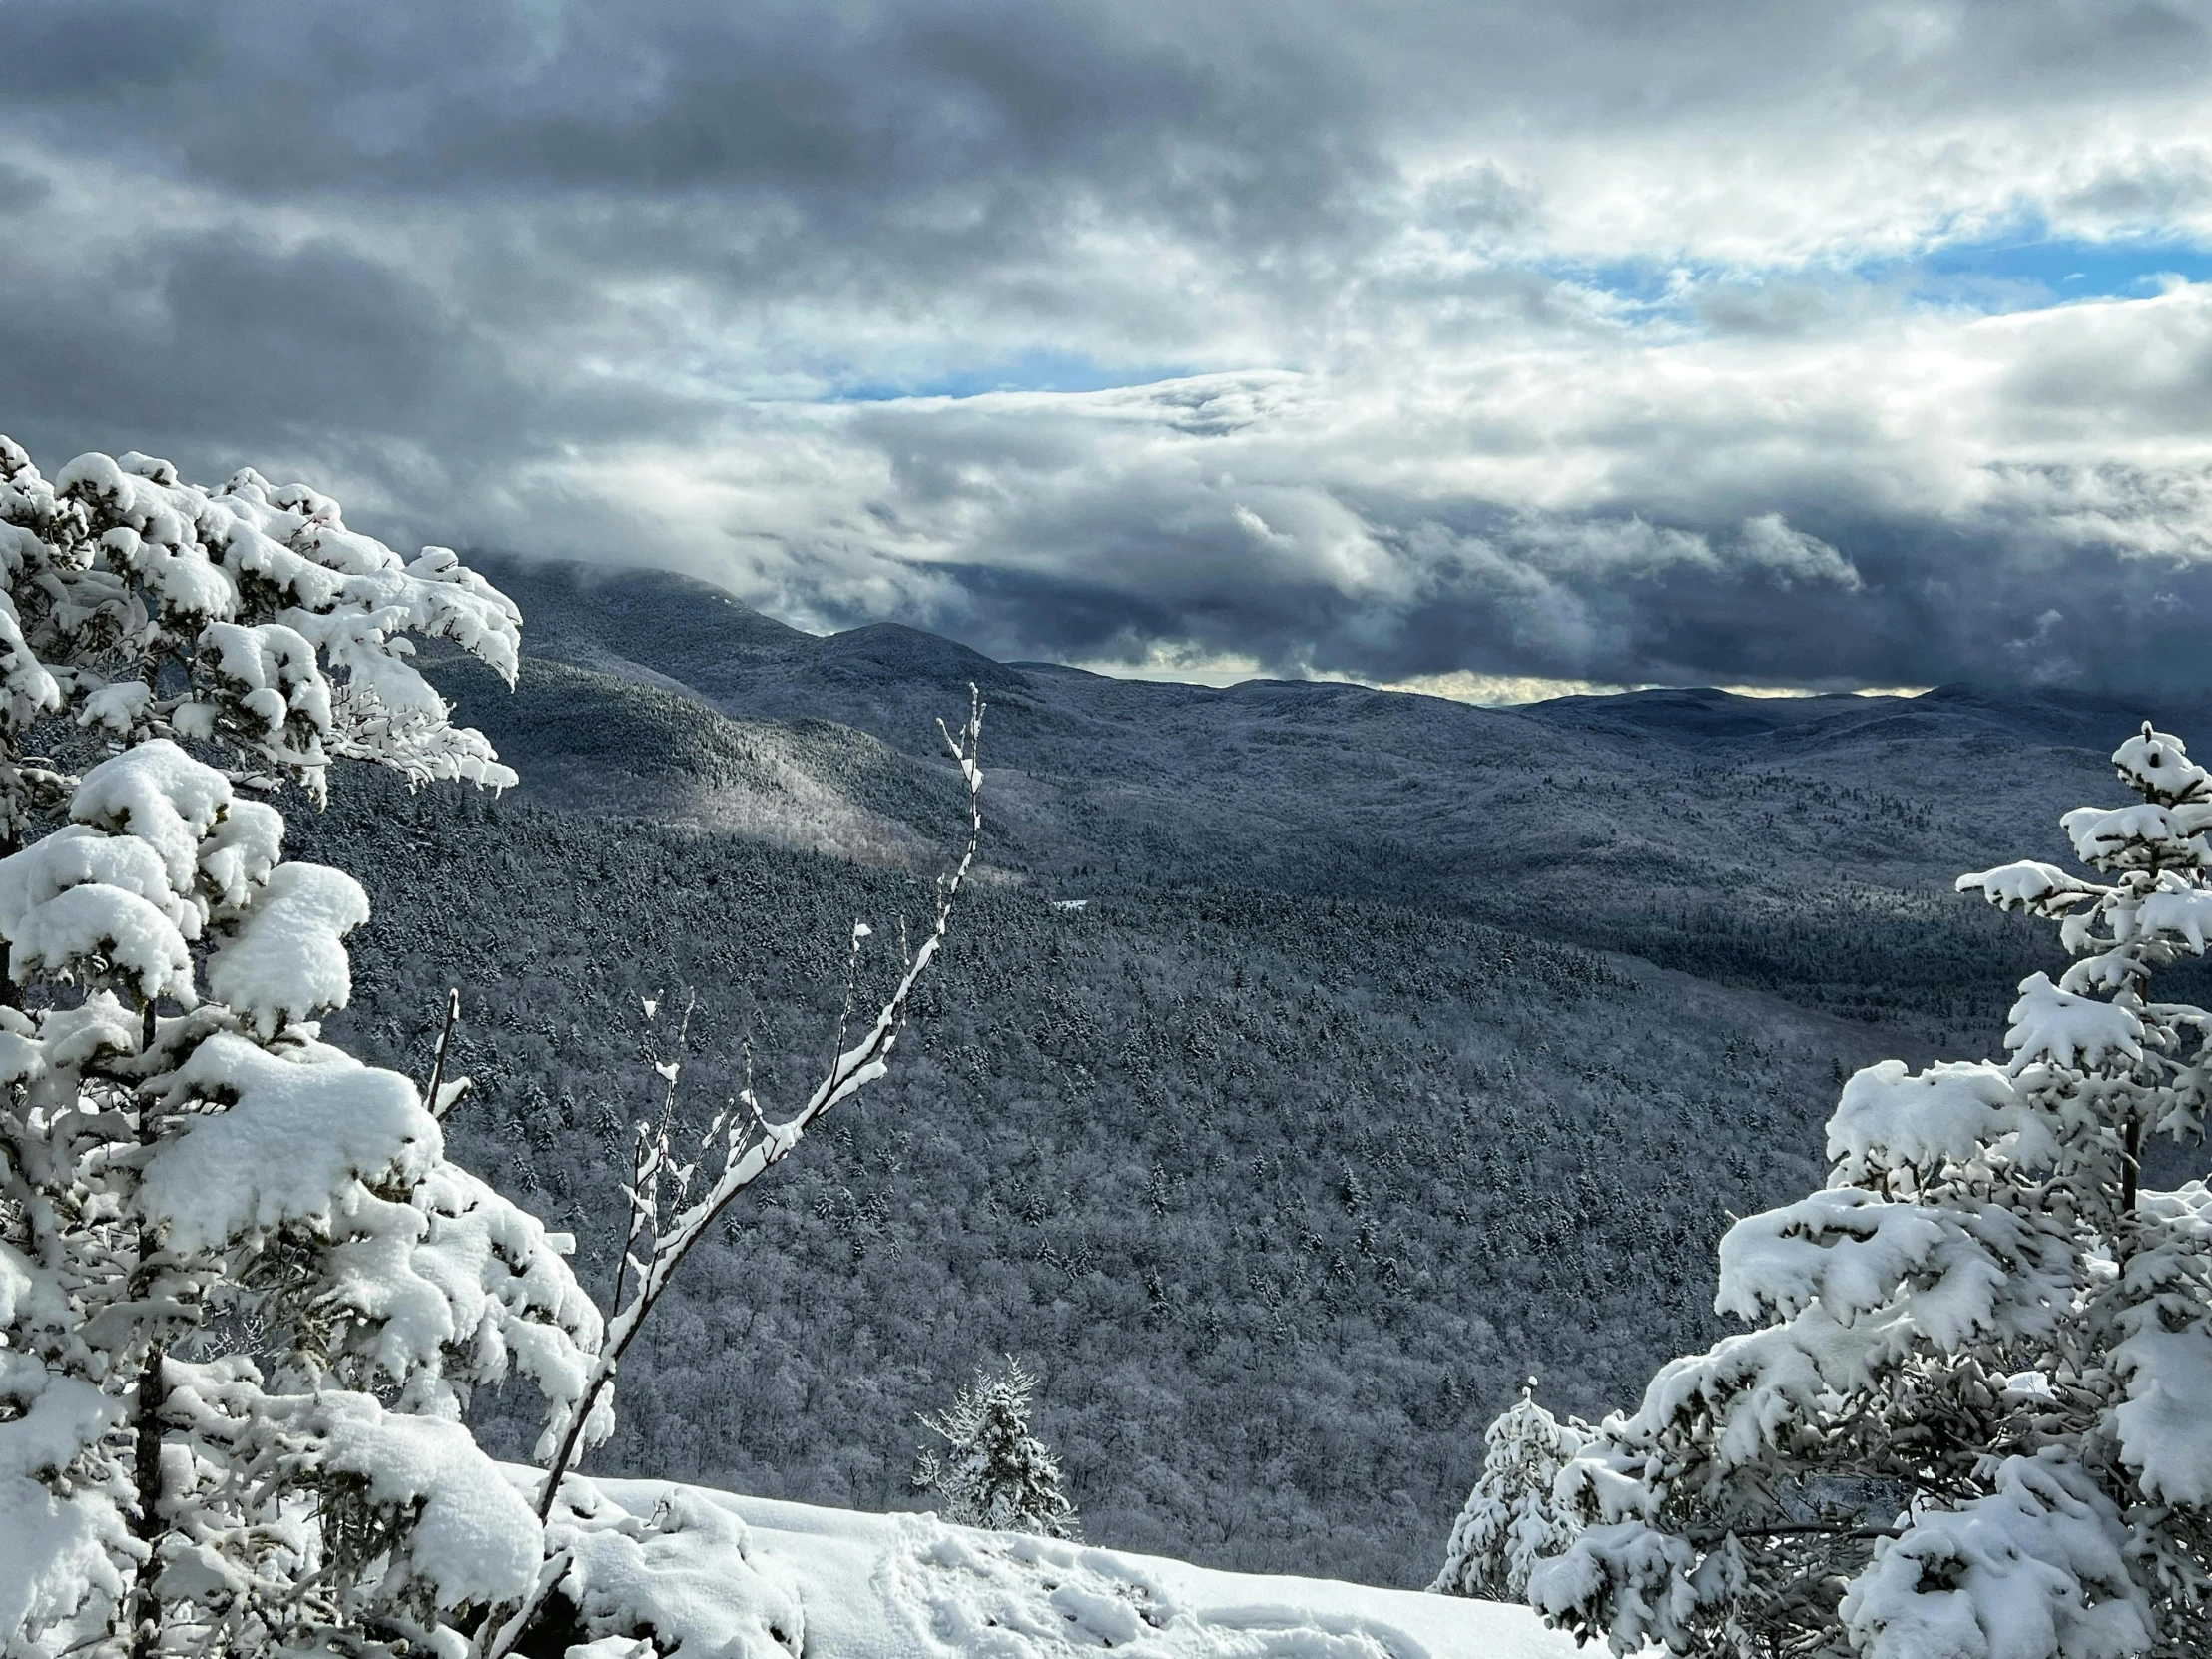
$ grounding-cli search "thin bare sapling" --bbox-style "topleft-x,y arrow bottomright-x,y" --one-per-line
476,689 -> 986,1659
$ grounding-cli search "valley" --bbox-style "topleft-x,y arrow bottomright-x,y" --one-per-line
287,558 -> 2209,1585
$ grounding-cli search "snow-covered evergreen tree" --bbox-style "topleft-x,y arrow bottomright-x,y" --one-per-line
1431,1378 -> 1584,1602
0,743 -> 609,1657
1527,723 -> 2212,1658
0,443 -> 570,1656
0,441 -> 989,1659
0,442 -> 986,1659
916,1358 -> 1079,1539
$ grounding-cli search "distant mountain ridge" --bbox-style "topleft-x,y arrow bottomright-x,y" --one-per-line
471,551 -> 2210,754
450,552 -> 2205,1050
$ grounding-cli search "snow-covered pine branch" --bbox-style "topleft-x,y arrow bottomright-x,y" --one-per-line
475,688 -> 987,1659
1522,724 -> 2212,1659
0,438 -> 520,830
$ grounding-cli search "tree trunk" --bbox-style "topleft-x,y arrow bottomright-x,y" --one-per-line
126,997 -> 164,1659
0,826 -> 18,1011
127,1342 -> 166,1659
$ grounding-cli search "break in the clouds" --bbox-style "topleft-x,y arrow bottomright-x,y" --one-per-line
4,0 -> 2212,695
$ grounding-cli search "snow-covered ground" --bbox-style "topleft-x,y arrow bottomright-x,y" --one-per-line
544,1473 -> 1580,1658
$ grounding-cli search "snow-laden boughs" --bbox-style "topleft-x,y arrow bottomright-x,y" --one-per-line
153,1369 -> 548,1639
0,743 -> 607,1657
0,1351 -> 131,1650
1839,1453 -> 2150,1659
0,437 -> 518,828
1431,1379 -> 1585,1603
1524,724 -> 2212,1659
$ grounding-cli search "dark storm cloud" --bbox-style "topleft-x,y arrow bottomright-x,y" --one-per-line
12,0 -> 1391,275
0,1 -> 216,101
0,222 -> 529,485
14,1 -> 2205,288
0,163 -> 48,214
4,0 -> 2212,696
848,489 -> 2212,697
21,2 -> 2206,182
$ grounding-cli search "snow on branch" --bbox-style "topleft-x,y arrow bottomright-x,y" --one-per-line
475,688 -> 987,1659
0,438 -> 523,809
1525,722 -> 2212,1658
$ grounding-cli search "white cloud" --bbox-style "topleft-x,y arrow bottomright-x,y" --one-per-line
1736,515 -> 1863,589
366,276 -> 2212,689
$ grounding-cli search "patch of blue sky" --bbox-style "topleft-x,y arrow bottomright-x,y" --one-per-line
829,349 -> 1193,402
1882,228 -> 2212,308
1541,258 -> 1692,309
1547,225 -> 2212,321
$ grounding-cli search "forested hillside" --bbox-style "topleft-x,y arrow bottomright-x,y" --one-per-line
464,557 -> 2212,1045
286,557 -> 2212,1585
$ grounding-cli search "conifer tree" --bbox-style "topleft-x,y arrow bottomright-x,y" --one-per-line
915,1357 -> 1080,1539
1431,1378 -> 1584,1602
1,742 -> 609,1658
1528,724 -> 2212,1659
0,438 -> 588,1657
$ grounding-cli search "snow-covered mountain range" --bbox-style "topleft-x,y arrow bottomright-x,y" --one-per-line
288,554 -> 2212,1587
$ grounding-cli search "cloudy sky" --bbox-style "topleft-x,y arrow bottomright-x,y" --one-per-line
5,0 -> 2212,698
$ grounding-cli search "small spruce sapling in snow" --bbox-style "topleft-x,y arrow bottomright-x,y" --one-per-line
1525,724 -> 2212,1659
914,1357 -> 1080,1539
1430,1378 -> 1584,1602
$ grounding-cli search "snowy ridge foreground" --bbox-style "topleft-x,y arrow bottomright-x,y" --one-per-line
529,1472 -> 1577,1658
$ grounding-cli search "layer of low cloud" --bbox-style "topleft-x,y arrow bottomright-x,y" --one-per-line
3,0 -> 2212,693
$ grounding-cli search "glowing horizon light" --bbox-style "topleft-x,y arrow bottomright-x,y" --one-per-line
1058,657 -> 1936,707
